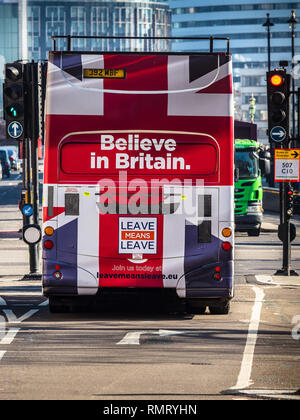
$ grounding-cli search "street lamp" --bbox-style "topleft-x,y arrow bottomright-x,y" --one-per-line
287,9 -> 299,140
248,93 -> 256,123
263,13 -> 274,72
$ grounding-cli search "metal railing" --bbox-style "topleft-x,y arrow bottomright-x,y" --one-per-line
51,35 -> 230,55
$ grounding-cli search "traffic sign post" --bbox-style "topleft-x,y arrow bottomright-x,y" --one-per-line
2,61 -> 43,280
7,121 -> 23,139
266,68 -> 298,276
266,69 -> 290,147
266,69 -> 290,187
23,62 -> 41,280
274,152 -> 299,276
274,149 -> 300,182
270,126 -> 287,143
21,204 -> 33,217
3,63 -> 26,141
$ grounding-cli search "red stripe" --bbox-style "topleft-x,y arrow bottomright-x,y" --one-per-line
43,207 -> 65,223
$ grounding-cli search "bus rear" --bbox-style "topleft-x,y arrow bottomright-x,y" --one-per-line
43,43 -> 234,313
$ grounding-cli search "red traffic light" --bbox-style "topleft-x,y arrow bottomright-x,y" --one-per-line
270,74 -> 284,86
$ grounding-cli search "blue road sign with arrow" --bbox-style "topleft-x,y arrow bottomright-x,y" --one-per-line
7,121 -> 23,139
22,204 -> 33,217
270,126 -> 287,142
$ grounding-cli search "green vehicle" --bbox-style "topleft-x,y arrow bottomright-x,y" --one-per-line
234,139 -> 270,236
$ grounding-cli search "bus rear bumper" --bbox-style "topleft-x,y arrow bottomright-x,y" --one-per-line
43,259 -> 234,303
42,258 -> 98,297
177,261 -> 234,300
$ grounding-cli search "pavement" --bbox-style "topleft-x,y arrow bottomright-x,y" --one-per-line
0,209 -> 41,303
261,221 -> 277,233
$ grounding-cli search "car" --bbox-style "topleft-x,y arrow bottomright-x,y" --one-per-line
0,148 -> 12,178
2,146 -> 21,171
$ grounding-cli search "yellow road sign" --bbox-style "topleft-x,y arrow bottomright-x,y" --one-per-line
275,149 -> 300,160
275,149 -> 300,182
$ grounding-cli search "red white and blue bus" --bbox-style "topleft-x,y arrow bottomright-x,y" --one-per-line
42,37 -> 234,314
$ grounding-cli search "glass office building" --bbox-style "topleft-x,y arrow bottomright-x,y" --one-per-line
0,2 -> 18,64
0,0 -> 171,113
0,1 -> 19,116
168,0 -> 300,143
27,0 -> 171,60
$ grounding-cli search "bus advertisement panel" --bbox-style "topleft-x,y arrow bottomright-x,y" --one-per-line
43,51 -> 234,314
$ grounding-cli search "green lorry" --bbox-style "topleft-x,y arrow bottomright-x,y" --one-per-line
234,139 -> 270,236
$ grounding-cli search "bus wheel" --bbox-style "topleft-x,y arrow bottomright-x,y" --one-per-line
209,301 -> 230,315
49,297 -> 70,313
186,302 -> 207,315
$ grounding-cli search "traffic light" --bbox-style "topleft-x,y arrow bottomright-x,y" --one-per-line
285,184 -> 294,219
267,70 -> 290,144
3,62 -> 25,140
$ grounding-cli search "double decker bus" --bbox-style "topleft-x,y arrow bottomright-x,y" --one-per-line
42,36 -> 234,314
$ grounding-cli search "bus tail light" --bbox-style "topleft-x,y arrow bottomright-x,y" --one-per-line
53,271 -> 62,280
44,226 -> 54,236
222,241 -> 232,251
44,240 -> 54,249
214,266 -> 222,281
222,227 -> 232,238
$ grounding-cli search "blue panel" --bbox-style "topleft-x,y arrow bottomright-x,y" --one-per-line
57,218 -> 78,265
43,218 -> 78,295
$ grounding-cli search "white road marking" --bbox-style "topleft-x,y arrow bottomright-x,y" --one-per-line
0,297 -> 7,306
117,329 -> 191,345
3,309 -> 39,323
38,299 -> 49,306
0,328 -> 20,345
230,285 -> 265,390
158,329 -> 187,337
237,389 -> 300,400
117,331 -> 147,345
0,304 -> 41,363
255,275 -> 273,284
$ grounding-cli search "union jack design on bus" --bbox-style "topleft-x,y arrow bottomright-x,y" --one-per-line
43,45 -> 234,314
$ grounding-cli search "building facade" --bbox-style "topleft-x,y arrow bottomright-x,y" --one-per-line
168,0 -> 300,143
0,1 -> 19,83
27,0 -> 171,60
0,0 -> 171,113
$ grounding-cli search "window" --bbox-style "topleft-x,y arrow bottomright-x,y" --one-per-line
235,150 -> 259,179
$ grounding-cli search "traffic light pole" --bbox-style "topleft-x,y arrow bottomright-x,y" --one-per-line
275,180 -> 298,276
276,182 -> 291,275
30,63 -> 39,228
23,62 -> 41,280
266,69 -> 298,276
275,140 -> 298,276
3,61 -> 42,280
